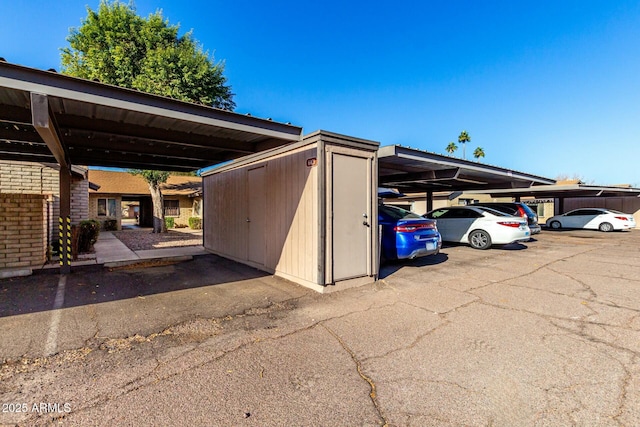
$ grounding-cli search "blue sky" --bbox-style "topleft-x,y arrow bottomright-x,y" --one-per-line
3,1 -> 640,185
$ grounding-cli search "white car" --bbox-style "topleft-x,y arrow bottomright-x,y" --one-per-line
423,206 -> 530,250
546,208 -> 636,232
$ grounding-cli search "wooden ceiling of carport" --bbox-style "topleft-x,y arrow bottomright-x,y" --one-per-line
0,61 -> 302,171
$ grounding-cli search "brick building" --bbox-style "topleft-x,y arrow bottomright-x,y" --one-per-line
0,160 -> 89,268
87,170 -> 202,230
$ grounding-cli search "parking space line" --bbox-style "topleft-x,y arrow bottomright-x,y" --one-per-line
44,275 -> 67,356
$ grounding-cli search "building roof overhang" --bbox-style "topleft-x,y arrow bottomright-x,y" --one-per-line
0,61 -> 302,171
378,145 -> 555,192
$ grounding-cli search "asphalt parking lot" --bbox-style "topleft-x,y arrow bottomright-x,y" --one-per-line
1,229 -> 639,426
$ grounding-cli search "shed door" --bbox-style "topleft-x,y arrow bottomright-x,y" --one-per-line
248,166 -> 266,265
332,153 -> 370,281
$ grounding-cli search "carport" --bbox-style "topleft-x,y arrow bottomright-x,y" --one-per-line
378,145 -> 556,211
0,61 -> 302,273
467,183 -> 640,224
1,61 -> 564,291
467,183 -> 640,211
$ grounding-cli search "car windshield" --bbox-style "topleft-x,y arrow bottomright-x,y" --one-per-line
607,209 -> 625,215
380,205 -> 422,220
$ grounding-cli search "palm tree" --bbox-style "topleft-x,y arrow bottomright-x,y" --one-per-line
445,141 -> 458,155
473,147 -> 485,160
458,130 -> 471,159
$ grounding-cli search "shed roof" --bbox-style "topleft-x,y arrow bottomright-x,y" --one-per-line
0,61 -> 302,171
88,169 -> 201,197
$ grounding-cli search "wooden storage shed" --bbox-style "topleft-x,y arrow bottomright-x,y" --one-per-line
202,131 -> 379,292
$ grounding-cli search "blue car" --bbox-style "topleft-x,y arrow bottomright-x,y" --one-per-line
379,204 -> 442,261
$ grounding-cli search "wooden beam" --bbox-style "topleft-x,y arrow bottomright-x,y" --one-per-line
30,92 -> 68,169
58,114 -> 258,154
380,168 -> 460,185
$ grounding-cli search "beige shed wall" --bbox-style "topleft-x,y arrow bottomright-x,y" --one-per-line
204,145 -> 319,286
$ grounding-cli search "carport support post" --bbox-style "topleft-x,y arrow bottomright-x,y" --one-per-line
426,191 -> 433,212
555,197 -> 564,216
59,166 -> 71,274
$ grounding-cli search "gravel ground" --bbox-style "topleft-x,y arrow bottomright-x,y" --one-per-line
112,229 -> 202,251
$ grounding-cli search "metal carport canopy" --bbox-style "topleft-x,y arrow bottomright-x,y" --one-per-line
0,61 -> 302,171
466,183 -> 640,199
378,145 -> 555,192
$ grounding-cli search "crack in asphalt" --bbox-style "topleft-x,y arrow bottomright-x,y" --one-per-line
361,315 -> 450,363
3,234 -> 639,425
548,319 -> 640,358
612,354 -> 636,426
320,323 -> 388,427
541,319 -> 637,424
13,297 -> 395,423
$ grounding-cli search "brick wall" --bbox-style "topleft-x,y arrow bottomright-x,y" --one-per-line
71,177 -> 89,224
0,194 -> 47,269
0,161 -> 90,239
0,160 -> 58,195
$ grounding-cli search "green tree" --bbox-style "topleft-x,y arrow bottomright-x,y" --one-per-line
130,170 -> 170,233
458,130 -> 471,159
445,141 -> 458,155
62,1 -> 233,233
473,147 -> 485,160
61,0 -> 234,109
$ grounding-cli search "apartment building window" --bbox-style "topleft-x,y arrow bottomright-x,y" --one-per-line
164,200 -> 180,217
97,198 -> 117,217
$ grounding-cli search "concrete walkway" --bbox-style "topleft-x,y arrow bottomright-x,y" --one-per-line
93,231 -> 141,264
94,231 -> 207,266
29,231 -> 208,273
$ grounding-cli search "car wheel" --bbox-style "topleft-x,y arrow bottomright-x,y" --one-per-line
549,220 -> 561,230
599,222 -> 614,232
469,230 -> 491,250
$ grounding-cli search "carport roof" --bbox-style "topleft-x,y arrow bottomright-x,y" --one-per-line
467,183 -> 640,198
378,145 -> 555,192
0,61 -> 302,171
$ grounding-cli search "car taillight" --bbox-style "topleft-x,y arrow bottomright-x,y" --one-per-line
517,206 -> 527,218
497,221 -> 523,228
394,223 -> 435,232
615,216 -> 629,221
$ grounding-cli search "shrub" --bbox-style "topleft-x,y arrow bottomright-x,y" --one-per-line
188,217 -> 202,230
103,219 -> 117,231
78,219 -> 100,253
165,217 -> 175,229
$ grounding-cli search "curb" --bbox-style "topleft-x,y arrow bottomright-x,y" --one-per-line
0,268 -> 32,279
104,255 -> 193,269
